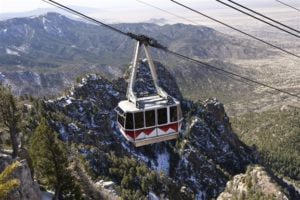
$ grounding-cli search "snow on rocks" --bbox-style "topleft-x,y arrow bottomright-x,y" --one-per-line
1,28 -> 7,33
14,44 -> 30,54
148,192 -> 160,200
154,149 -> 170,175
0,72 -> 6,81
6,48 -> 20,56
95,180 -> 115,189
41,191 -> 54,200
59,126 -> 69,141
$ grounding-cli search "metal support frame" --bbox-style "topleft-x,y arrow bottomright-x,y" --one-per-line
143,45 -> 168,98
127,41 -> 141,105
126,41 -> 168,106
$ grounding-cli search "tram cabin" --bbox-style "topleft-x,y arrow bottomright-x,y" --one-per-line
115,95 -> 182,147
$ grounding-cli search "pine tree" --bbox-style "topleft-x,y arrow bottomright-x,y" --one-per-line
0,161 -> 21,199
29,118 -> 82,200
0,85 -> 19,158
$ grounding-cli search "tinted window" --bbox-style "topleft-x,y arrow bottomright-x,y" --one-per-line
157,108 -> 167,125
170,106 -> 178,122
125,113 -> 133,129
118,114 -> 124,127
145,110 -> 156,127
134,112 -> 144,129
178,105 -> 182,120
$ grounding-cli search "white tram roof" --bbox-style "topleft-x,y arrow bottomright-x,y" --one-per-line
118,95 -> 179,113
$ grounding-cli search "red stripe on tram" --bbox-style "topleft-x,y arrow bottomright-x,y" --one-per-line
159,123 -> 178,132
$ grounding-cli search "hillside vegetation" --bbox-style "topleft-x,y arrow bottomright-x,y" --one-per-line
231,107 -> 300,185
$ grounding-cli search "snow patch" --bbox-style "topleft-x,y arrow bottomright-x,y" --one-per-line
81,77 -> 87,84
190,117 -> 200,129
42,16 -> 49,25
42,16 -> 62,36
66,98 -> 72,105
57,96 -> 75,107
41,191 -> 53,200
105,84 -> 119,97
32,72 -> 41,85
68,123 -> 80,131
59,126 -> 69,141
154,149 -> 170,175
195,190 -> 206,200
6,48 -> 20,56
148,192 -> 160,200
89,74 -> 97,80
14,44 -> 29,53
90,116 -> 97,127
42,17 -> 50,31
222,144 -> 229,153
217,124 -> 225,134
1,28 -> 7,33
57,27 -> 62,34
0,72 -> 6,80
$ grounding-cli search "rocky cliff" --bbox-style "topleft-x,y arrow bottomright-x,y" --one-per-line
217,165 -> 289,200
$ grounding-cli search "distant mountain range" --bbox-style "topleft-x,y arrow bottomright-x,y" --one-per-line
0,12 -> 272,66
0,12 -> 275,100
0,7 -> 101,20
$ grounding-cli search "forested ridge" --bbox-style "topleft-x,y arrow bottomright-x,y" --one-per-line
231,107 -> 300,187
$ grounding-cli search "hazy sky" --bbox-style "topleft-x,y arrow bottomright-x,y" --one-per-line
0,0 -> 299,25
1,0 -> 299,12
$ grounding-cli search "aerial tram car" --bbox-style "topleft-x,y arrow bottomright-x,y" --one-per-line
115,38 -> 183,147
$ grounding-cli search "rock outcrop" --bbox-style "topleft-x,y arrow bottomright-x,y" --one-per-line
217,165 -> 289,200
169,98 -> 255,198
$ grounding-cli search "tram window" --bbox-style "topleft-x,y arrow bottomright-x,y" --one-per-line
145,110 -> 155,127
178,105 -> 182,120
170,106 -> 178,122
125,113 -> 134,129
118,114 -> 124,127
157,108 -> 167,125
134,112 -> 144,129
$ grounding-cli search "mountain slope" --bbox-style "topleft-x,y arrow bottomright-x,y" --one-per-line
0,12 -> 271,68
0,12 -> 273,101
231,107 -> 300,186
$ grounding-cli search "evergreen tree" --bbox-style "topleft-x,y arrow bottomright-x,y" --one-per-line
0,86 -> 19,158
29,118 -> 82,200
0,161 -> 21,199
